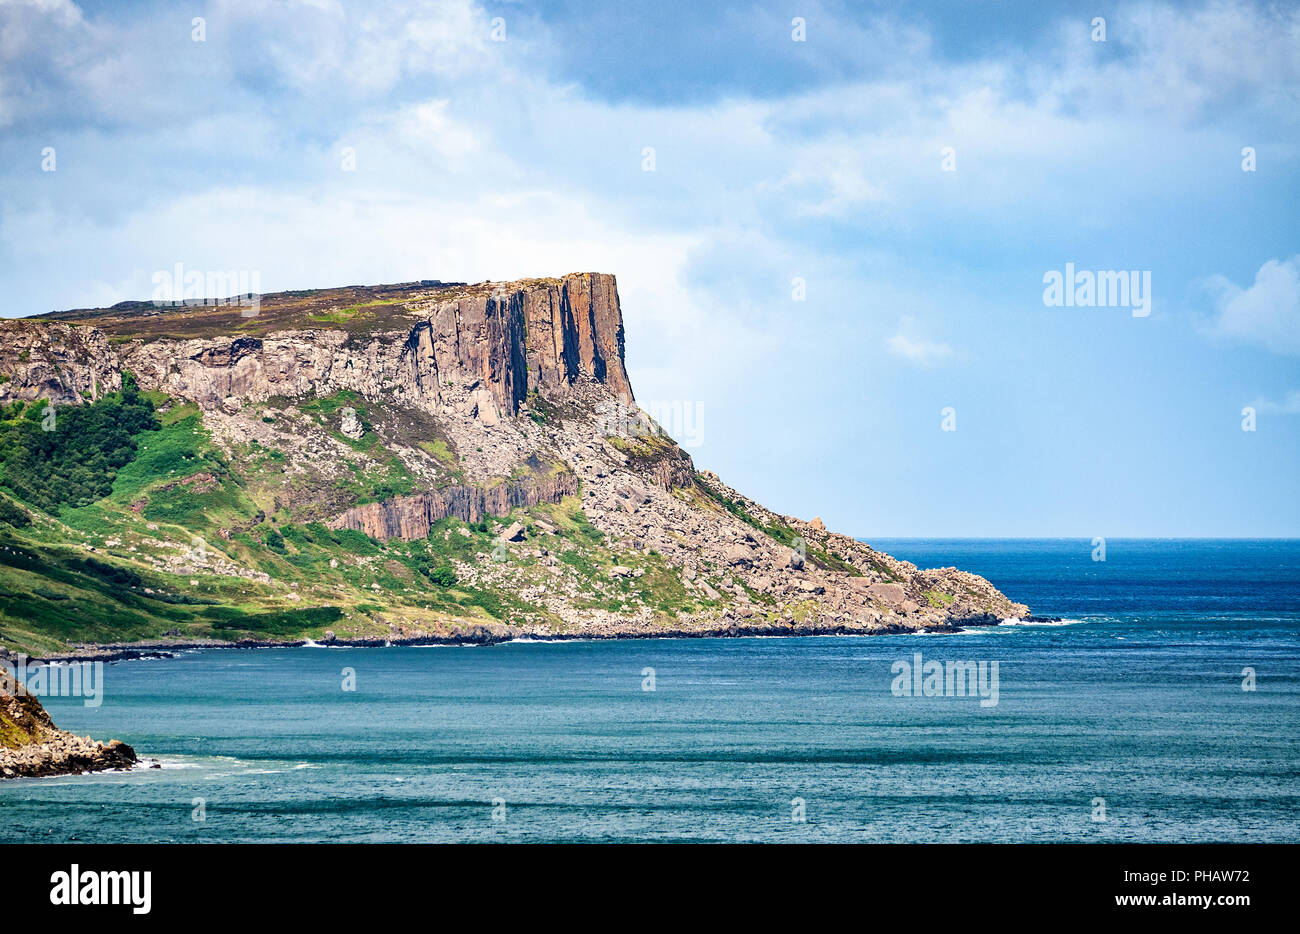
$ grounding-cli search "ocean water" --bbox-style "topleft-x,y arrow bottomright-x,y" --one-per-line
3,539 -> 1297,843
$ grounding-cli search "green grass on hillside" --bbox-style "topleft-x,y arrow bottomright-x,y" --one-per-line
0,381 -> 731,655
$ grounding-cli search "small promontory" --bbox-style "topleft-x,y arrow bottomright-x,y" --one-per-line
0,677 -> 137,779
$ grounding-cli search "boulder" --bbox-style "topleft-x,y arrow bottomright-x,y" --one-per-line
499,521 -> 526,542
866,582 -> 906,606
723,544 -> 754,566
340,407 -> 364,440
470,387 -> 499,427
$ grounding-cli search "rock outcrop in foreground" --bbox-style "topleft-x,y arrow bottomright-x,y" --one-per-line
0,271 -> 1027,654
0,679 -> 136,779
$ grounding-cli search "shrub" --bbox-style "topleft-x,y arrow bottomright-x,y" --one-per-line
263,527 -> 287,554
0,373 -> 160,512
0,496 -> 31,527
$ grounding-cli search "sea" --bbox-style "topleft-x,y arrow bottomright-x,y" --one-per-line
2,539 -> 1297,843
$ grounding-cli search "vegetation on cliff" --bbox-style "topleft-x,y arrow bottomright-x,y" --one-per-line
0,689 -> 44,750
0,374 -> 159,512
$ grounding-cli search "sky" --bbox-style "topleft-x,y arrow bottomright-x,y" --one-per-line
1,0 -> 1297,536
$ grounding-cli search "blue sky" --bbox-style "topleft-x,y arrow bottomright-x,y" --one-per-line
1,0 -> 1297,536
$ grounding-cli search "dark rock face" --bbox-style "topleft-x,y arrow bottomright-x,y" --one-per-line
406,272 -> 631,417
327,472 -> 581,541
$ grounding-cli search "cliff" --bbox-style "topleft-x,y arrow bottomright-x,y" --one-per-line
0,272 -> 630,423
329,472 -> 581,541
0,270 -> 1029,656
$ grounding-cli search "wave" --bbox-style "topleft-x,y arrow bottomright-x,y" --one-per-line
910,627 -> 995,636
499,637 -> 604,645
998,617 -> 1088,627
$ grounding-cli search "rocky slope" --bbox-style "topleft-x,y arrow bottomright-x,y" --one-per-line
0,676 -> 136,778
0,272 -> 1027,655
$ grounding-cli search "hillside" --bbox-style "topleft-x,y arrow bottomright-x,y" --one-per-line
0,272 -> 1027,657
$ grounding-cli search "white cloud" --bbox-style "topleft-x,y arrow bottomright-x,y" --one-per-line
1037,2 -> 1300,123
1249,390 -> 1300,414
886,318 -> 956,367
770,150 -> 887,218
213,0 -> 496,92
373,99 -> 481,164
1203,256 -> 1300,355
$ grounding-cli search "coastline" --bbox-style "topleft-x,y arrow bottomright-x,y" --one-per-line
4,611 -> 1061,665
2,607 -> 1055,780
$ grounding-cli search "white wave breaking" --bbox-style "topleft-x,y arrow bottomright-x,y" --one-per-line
998,617 -> 1088,627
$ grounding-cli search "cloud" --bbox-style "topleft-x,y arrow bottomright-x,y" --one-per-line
211,0 -> 499,94
1203,256 -> 1300,355
885,318 -> 956,367
769,149 -> 887,218
1249,390 -> 1300,415
1035,2 -> 1300,124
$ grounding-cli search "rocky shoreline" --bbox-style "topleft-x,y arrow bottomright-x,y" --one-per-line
0,685 -> 138,780
0,733 -> 138,780
6,611 -> 1064,664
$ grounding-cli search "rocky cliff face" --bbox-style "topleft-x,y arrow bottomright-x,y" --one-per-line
0,322 -> 122,404
329,472 -> 581,541
0,273 -> 630,425
407,272 -> 630,417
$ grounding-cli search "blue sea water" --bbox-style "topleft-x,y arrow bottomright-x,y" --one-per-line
2,539 -> 1297,843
